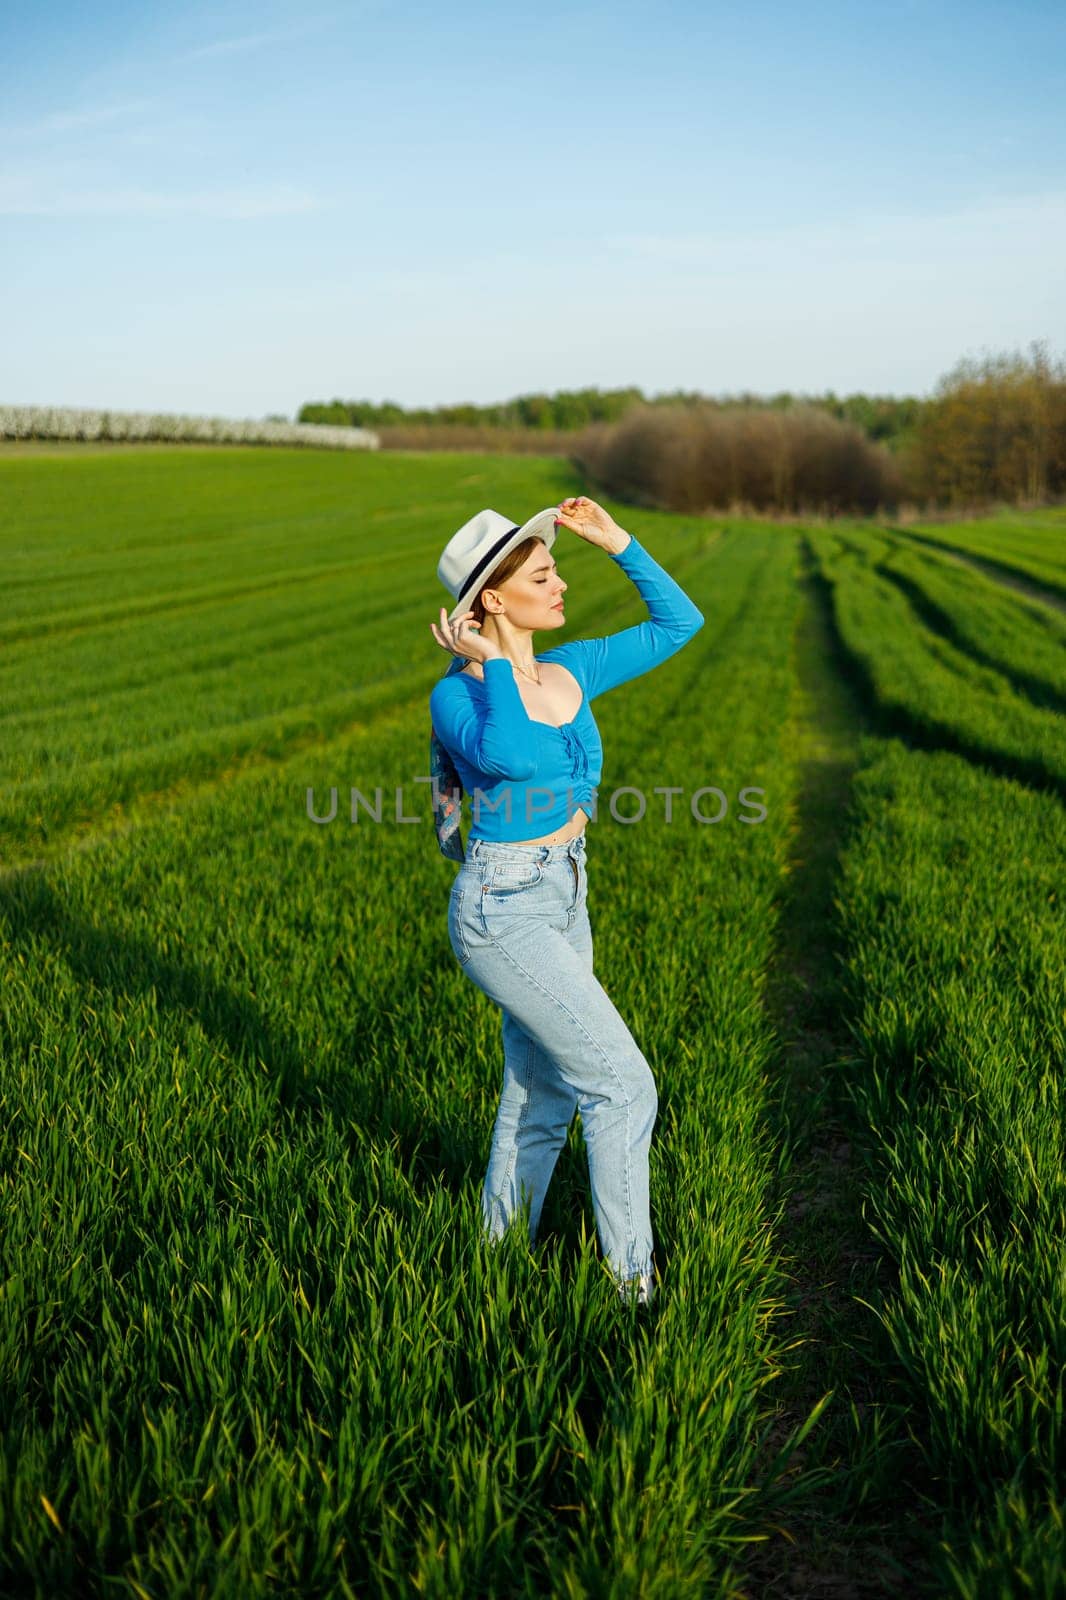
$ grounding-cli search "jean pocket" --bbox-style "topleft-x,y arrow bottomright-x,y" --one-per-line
484,861 -> 544,897
448,883 -> 473,965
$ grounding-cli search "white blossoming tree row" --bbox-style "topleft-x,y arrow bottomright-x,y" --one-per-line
0,404 -> 379,450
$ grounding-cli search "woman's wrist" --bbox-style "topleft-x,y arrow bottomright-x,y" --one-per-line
604,529 -> 632,556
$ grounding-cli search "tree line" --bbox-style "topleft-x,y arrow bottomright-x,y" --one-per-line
298,384 -> 924,452
297,342 -> 1066,515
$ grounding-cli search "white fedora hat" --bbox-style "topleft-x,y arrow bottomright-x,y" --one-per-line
437,506 -> 560,624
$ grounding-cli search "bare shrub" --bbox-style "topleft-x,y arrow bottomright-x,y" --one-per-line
570,400 -> 903,517
374,424 -> 573,454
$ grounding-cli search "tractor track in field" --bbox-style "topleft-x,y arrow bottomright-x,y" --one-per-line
739,536 -> 941,1599
0,535 -> 730,882
0,693 -> 425,882
0,560 -> 384,650
808,545 -> 1066,810
869,563 -> 1066,718
883,526 -> 1066,617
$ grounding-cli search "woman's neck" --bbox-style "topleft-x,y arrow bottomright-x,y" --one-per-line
479,624 -> 538,676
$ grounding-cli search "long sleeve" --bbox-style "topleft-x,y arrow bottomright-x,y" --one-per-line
429,657 -> 540,781
558,533 -> 704,701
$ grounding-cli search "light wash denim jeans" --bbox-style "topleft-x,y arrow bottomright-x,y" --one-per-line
448,833 -> 658,1300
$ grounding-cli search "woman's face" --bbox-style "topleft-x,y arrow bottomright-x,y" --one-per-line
489,541 -> 568,627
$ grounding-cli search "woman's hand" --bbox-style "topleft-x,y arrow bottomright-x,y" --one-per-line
429,608 -> 502,666
554,496 -> 630,553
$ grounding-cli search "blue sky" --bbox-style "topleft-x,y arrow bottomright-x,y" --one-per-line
3,0 -> 1064,418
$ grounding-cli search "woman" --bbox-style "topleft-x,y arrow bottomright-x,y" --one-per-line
428,495 -> 704,1306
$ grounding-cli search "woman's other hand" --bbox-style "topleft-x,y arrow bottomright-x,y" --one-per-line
429,609 -> 502,666
554,496 -> 630,553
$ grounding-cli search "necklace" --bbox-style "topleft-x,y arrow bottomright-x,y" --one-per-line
511,659 -> 542,685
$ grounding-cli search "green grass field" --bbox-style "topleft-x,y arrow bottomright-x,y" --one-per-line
1,447 -> 1063,1598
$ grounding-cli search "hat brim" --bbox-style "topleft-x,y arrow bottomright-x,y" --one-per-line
447,506 -> 561,623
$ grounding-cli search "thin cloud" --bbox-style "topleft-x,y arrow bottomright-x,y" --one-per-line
179,28 -> 308,61
0,173 -> 324,218
176,12 -> 346,62
603,190 -> 1066,270
0,99 -> 155,139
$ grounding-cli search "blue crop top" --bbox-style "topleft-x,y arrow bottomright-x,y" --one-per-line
428,533 -> 704,842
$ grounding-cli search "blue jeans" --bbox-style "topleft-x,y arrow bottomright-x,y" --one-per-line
448,833 -> 658,1292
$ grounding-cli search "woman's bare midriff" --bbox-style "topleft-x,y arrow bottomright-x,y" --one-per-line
461,657 -> 589,846
508,807 -> 589,847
